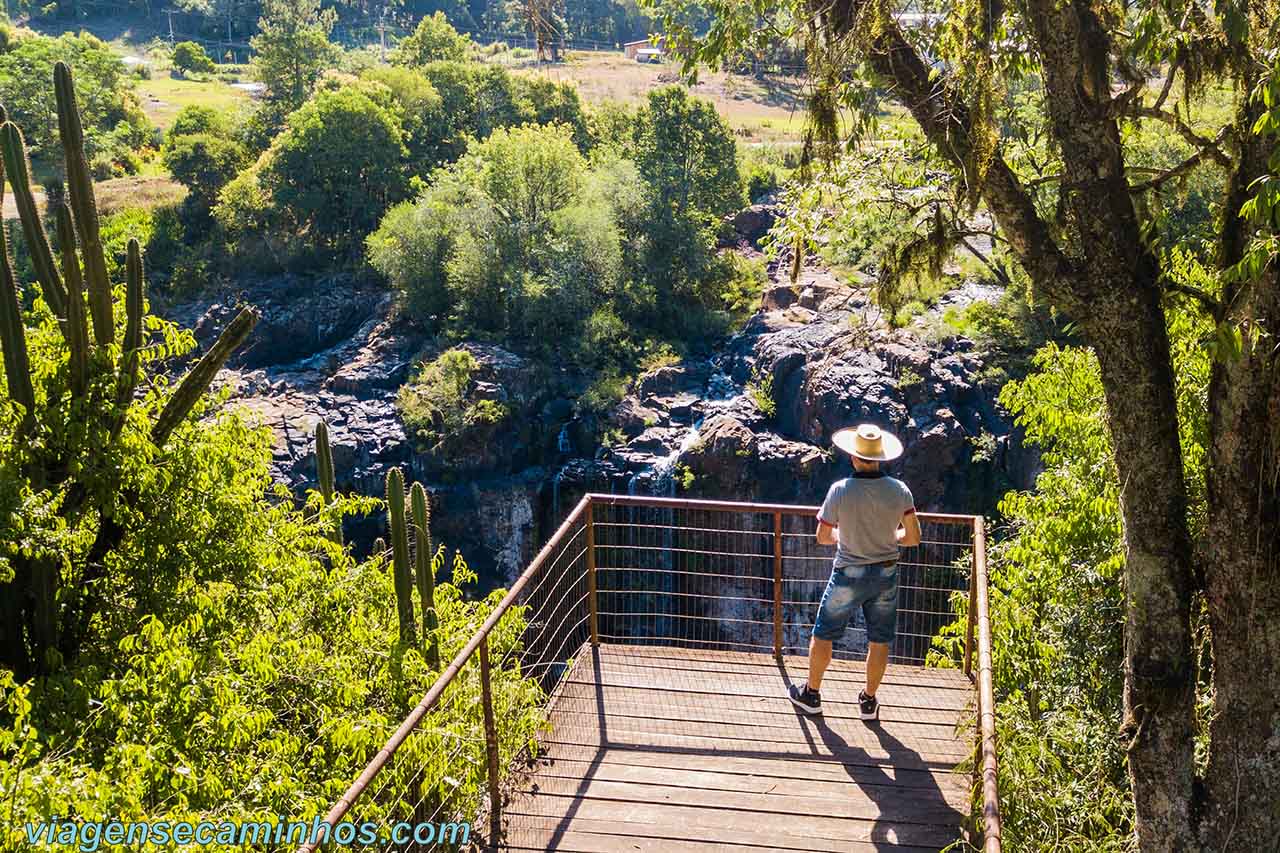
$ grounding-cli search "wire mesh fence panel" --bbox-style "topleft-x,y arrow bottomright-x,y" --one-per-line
592,501 -> 778,653
779,511 -> 975,665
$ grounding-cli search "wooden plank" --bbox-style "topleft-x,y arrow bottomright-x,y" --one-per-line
544,695 -> 971,761
538,726 -> 966,770
525,757 -> 970,809
531,741 -> 971,793
604,644 -> 973,689
515,775 -> 965,826
503,793 -> 961,847
512,645 -> 972,853
586,655 -> 972,696
502,815 -> 942,853
565,666 -> 973,712
550,679 -> 968,734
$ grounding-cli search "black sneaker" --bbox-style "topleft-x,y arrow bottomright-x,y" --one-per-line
789,683 -> 822,715
858,690 -> 879,721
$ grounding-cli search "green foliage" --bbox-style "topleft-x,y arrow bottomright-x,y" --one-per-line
397,349 -> 511,460
251,0 -> 339,111
0,64 -> 260,681
370,123 -> 623,353
747,367 -> 775,418
169,103 -> 234,139
162,132 -> 247,219
359,65 -> 448,174
218,82 -> 407,252
392,11 -> 472,65
636,85 -> 743,221
0,31 -> 151,170
172,41 -> 216,76
0,465 -> 543,848
931,291 -> 1212,849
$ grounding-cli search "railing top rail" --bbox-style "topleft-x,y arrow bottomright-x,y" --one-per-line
585,492 -> 981,523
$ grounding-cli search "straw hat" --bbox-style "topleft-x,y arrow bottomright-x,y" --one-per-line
832,424 -> 904,462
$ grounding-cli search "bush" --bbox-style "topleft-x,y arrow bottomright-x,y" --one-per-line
168,103 -> 234,138
398,349 -> 510,460
369,123 -> 624,356
172,40 -> 215,75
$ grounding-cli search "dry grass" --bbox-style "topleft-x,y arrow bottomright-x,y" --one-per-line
508,52 -> 808,144
95,175 -> 187,215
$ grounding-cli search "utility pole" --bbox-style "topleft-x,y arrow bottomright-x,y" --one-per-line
164,7 -> 176,45
377,7 -> 387,63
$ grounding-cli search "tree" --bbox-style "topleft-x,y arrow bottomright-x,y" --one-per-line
224,83 -> 408,251
658,0 -> 1280,847
167,103 -> 233,138
171,40 -> 215,76
635,85 -> 742,221
0,63 -> 257,679
368,123 -> 623,349
360,65 -> 448,174
391,11 -> 472,65
0,31 -> 150,165
250,0 -> 339,111
163,132 -> 247,218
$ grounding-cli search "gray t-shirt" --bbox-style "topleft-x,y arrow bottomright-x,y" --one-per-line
817,473 -> 916,567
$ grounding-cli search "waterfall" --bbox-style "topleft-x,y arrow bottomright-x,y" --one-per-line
557,424 -> 572,454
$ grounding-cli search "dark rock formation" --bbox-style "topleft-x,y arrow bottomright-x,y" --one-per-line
169,254 -> 1036,589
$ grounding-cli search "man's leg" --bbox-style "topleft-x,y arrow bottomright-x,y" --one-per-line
864,641 -> 889,696
808,636 -> 833,690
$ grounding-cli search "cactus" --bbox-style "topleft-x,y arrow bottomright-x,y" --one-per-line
53,206 -> 90,397
411,481 -> 440,668
386,467 -> 416,645
314,420 -> 343,545
1,122 -> 66,317
0,62 -> 260,677
55,62 -> 112,345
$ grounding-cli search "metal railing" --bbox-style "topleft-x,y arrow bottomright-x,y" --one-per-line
299,494 -> 1000,853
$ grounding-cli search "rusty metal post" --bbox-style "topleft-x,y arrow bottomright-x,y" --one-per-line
973,516 -> 1001,852
479,635 -> 501,849
964,519 -> 978,678
772,510 -> 783,660
586,498 -> 598,646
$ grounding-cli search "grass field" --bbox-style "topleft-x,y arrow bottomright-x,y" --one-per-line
134,74 -> 254,130
509,52 -> 807,144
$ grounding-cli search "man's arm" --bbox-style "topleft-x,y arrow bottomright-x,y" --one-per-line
816,518 -> 838,546
896,510 -> 921,547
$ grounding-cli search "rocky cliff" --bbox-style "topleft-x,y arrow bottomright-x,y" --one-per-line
172,228 -> 1036,589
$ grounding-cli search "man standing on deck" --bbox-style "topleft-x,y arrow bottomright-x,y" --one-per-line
788,424 -> 921,721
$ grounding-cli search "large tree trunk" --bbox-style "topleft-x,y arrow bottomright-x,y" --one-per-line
1197,109 -> 1280,848
1088,298 -> 1198,850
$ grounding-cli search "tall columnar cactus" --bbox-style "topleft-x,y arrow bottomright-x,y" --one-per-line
0,62 -> 260,678
314,420 -> 342,545
386,467 -> 417,645
411,482 -> 440,668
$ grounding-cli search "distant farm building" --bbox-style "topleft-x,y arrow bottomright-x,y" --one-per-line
624,37 -> 665,61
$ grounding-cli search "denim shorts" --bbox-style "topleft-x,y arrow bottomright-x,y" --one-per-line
811,560 -> 899,644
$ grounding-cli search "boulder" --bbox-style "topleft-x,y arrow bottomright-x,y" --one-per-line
731,204 -> 779,245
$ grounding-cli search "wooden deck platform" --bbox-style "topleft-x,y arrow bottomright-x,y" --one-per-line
503,644 -> 975,852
